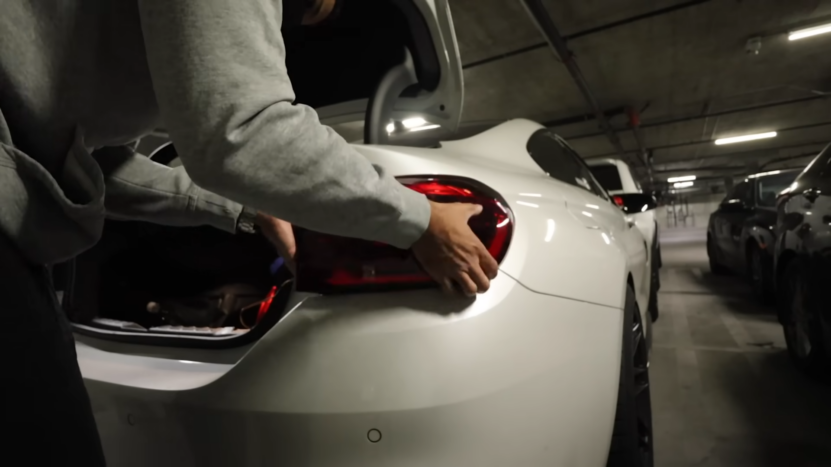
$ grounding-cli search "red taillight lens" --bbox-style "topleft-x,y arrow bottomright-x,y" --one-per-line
613,196 -> 624,207
293,176 -> 514,294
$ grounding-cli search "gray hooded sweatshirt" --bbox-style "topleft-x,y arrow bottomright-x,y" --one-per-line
0,0 -> 431,265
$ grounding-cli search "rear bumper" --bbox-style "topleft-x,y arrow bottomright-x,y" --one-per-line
80,274 -> 623,467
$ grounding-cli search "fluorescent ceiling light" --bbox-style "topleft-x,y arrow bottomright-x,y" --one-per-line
715,131 -> 777,145
673,181 -> 694,188
789,23 -> 831,41
667,175 -> 696,183
402,117 -> 427,129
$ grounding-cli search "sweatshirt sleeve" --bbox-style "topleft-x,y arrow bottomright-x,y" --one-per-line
136,0 -> 431,249
92,145 -> 242,233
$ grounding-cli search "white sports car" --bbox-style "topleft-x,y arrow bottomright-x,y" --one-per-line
587,158 -> 661,321
65,1 -> 655,466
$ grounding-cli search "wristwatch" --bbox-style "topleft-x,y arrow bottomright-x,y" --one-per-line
237,206 -> 259,234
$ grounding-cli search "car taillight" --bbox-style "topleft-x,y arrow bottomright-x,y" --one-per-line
613,196 -> 624,207
293,176 -> 514,294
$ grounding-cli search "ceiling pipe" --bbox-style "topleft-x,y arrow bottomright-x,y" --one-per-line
584,120 -> 831,158
566,95 -> 826,140
543,106 -> 627,128
648,140 -> 830,165
464,0 -> 712,70
518,0 -> 636,166
626,106 -> 653,180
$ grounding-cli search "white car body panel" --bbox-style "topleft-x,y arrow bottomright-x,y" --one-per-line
587,158 -> 658,254
81,274 -> 622,467
78,119 -> 652,466
587,158 -> 641,195
75,0 -> 653,462
353,120 -> 650,314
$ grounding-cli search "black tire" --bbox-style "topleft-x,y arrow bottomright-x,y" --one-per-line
648,234 -> 660,322
780,260 -> 831,381
747,244 -> 774,303
707,237 -> 730,276
607,285 -> 654,467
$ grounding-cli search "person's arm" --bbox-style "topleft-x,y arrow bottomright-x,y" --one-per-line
136,0 -> 430,249
91,145 -> 243,231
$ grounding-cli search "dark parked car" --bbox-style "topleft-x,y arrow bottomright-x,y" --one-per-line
707,169 -> 801,299
774,144 -> 831,379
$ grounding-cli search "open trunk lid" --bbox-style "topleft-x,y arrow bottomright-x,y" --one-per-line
285,0 -> 463,143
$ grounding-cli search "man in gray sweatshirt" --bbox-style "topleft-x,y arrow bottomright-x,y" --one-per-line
0,0 -> 498,463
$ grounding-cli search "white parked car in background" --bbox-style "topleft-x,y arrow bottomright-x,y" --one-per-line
588,158 -> 661,321
62,1 -> 655,466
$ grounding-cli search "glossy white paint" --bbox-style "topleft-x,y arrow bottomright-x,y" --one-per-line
586,158 -> 642,195
79,117 -> 652,467
82,273 -> 622,467
76,1 -> 652,462
355,119 -> 651,315
587,158 -> 658,262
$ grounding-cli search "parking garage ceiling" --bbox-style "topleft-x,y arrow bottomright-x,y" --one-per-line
449,0 -> 831,193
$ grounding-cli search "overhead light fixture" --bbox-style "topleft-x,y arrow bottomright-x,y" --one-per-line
667,175 -> 696,183
673,181 -> 694,189
789,23 -> 831,41
715,131 -> 777,145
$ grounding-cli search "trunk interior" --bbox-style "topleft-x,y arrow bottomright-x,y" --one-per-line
62,221 -> 294,347
61,0 -> 439,346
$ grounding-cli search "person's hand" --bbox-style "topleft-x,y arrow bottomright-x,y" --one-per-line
411,201 -> 499,296
255,213 -> 296,274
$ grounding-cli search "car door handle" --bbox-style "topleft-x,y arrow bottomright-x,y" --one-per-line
803,187 -> 821,203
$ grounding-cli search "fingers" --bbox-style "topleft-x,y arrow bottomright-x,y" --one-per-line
453,272 -> 478,297
439,278 -> 456,295
467,263 -> 491,293
465,203 -> 484,218
479,248 -> 499,280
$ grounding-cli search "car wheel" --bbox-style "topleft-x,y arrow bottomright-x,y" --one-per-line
648,246 -> 659,322
780,260 -> 830,381
707,237 -> 729,276
607,285 -> 654,467
747,244 -> 773,303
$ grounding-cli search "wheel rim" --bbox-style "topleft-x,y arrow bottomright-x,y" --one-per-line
633,310 -> 653,464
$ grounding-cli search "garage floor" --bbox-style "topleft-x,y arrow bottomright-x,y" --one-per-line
651,227 -> 831,467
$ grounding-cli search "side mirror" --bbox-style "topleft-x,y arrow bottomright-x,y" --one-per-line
613,193 -> 658,214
